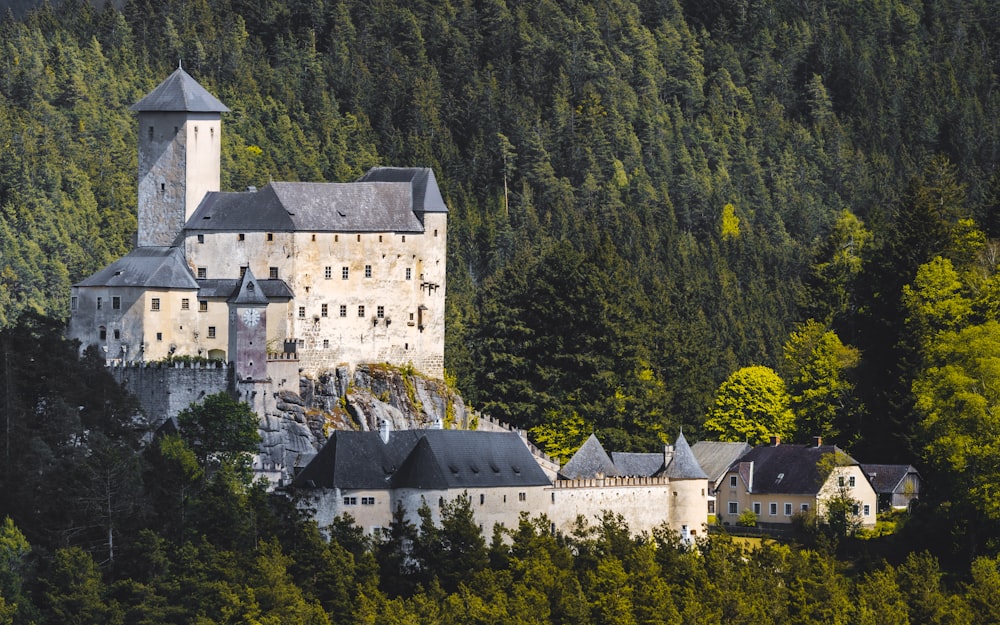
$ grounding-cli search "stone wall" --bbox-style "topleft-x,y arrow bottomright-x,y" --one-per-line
109,360 -> 229,425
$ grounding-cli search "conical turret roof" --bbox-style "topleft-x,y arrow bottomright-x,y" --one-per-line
664,431 -> 708,480
131,67 -> 229,113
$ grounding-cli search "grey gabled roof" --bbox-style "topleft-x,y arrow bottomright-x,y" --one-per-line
197,279 -> 293,300
559,434 -> 619,480
390,430 -> 551,489
861,464 -> 920,495
691,441 -> 752,484
731,444 -> 858,495
74,247 -> 198,290
356,167 -> 448,214
292,430 -> 423,490
663,431 -> 708,480
187,181 -> 425,233
130,67 -> 229,113
611,452 -> 664,477
228,268 -> 269,305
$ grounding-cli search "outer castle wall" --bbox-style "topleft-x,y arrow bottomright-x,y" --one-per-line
110,361 -> 229,424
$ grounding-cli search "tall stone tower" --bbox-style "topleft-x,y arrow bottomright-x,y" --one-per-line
228,269 -> 269,384
130,67 -> 229,247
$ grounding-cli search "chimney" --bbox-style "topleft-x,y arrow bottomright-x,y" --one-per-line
812,436 -> 823,447
663,444 -> 675,468
378,419 -> 390,444
769,435 -> 780,446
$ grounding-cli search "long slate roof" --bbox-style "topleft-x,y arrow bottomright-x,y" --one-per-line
74,247 -> 198,289
663,431 -> 708,480
611,452 -> 664,477
559,434 -> 620,480
187,181 -> 426,233
357,167 -> 449,213
691,441 -> 753,484
732,444 -> 857,495
293,429 -> 550,491
861,464 -> 919,495
130,67 -> 229,113
196,278 -> 293,301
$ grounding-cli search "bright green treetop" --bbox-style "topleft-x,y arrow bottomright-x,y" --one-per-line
703,365 -> 795,445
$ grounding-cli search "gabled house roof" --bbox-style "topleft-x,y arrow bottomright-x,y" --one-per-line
726,444 -> 858,495
559,434 -> 619,480
130,67 -> 229,113
292,429 -> 550,491
691,441 -> 752,485
663,431 -> 708,480
196,278 -> 293,300
860,464 -> 920,495
229,268 -> 269,305
357,167 -> 449,214
74,246 -> 198,290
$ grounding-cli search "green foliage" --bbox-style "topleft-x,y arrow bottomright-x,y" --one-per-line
177,392 -> 261,472
704,365 -> 795,444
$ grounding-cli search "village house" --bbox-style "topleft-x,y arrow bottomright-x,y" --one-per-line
860,464 -> 922,512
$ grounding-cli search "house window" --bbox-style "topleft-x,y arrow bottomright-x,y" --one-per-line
156,332 -> 162,341
113,329 -> 120,339
112,296 -> 121,310
321,304 -> 328,317
71,297 -> 77,310
377,306 -> 384,319
151,298 -> 160,311
269,267 -> 278,279
267,233 -> 274,241
197,267 -> 207,279
342,266 -> 349,280
863,504 -> 871,516
99,326 -> 107,340
298,307 -> 306,318
199,300 -> 208,312
753,502 -> 761,515
729,475 -> 737,488
181,298 -> 189,310
97,297 -> 102,310
852,504 -> 860,515
238,233 -> 245,241
406,267 -> 412,280
208,326 -> 216,339
801,503 -> 809,512
358,305 -> 365,317
339,305 -> 347,317
324,266 -> 332,279
197,234 -> 204,243
784,503 -> 793,516
849,476 -> 856,487
769,503 -> 777,516
323,339 -> 330,349
343,497 -> 357,506
361,497 -> 375,505
518,492 -> 527,502
728,502 -> 738,514
365,264 -> 372,278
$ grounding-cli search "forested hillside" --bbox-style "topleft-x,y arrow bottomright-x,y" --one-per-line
5,0 -> 1000,524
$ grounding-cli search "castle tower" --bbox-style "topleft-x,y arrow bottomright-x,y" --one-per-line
663,430 -> 709,541
228,268 -> 269,383
130,67 -> 229,247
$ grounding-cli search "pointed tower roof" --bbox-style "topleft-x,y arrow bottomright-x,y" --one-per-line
663,431 -> 708,480
130,67 -> 230,113
229,268 -> 269,306
559,434 -> 620,480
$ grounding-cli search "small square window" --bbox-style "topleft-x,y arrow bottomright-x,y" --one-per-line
298,307 -> 306,318
377,305 -> 384,319
269,266 -> 278,279
728,502 -> 738,514
339,305 -> 347,317
323,339 -> 330,349
801,503 -> 809,512
342,266 -> 349,280
197,234 -> 204,243
208,326 -> 216,339
406,268 -> 412,280
784,503 -> 793,516
401,235 -> 406,242
99,326 -> 107,340
358,305 -> 365,317
181,298 -> 190,310
151,298 -> 160,311
297,338 -> 305,347
267,233 -> 274,241
238,233 -> 245,241
199,300 -> 208,312
324,266 -> 332,279
518,492 -> 527,502
112,296 -> 121,310
365,264 -> 372,278
113,329 -> 120,340
343,497 -> 357,506
197,267 -> 207,279
321,304 -> 328,317
729,475 -> 738,488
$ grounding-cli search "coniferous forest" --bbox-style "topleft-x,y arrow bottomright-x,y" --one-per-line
5,0 -> 1000,621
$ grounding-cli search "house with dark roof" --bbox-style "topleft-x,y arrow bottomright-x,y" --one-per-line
690,440 -> 752,514
717,437 -> 878,529
68,67 -> 447,381
861,464 -> 921,512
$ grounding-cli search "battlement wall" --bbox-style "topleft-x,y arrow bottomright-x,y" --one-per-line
110,361 -> 229,424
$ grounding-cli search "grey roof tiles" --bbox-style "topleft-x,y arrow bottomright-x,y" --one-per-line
663,431 -> 708,480
559,434 -> 620,480
74,247 -> 198,289
130,67 -> 230,113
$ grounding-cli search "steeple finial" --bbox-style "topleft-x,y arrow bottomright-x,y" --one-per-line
178,59 -> 183,69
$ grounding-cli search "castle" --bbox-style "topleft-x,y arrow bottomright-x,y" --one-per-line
68,67 -> 447,382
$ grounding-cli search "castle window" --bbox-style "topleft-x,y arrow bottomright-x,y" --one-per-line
197,268 -> 207,279
324,266 -> 332,279
434,229 -> 438,236
148,126 -> 153,139
71,297 -> 77,310
358,305 -> 365,317
267,233 -> 274,242
376,306 -> 384,319
357,234 -> 361,242
113,329 -> 120,340
339,305 -> 347,317
161,183 -> 165,192
406,268 -> 412,280
335,235 -> 339,242
518,492 -> 527,502
199,301 -> 208,312
99,326 -> 107,340
97,297 -> 102,310
197,234 -> 204,244
342,266 -> 349,280
238,233 -> 245,241
181,298 -> 189,310
156,332 -> 163,341
321,304 -> 328,317
365,265 -> 372,278
379,235 -> 383,242
269,267 -> 278,279
343,497 -> 357,506
769,503 -> 777,515
112,297 -> 121,310
730,475 -> 738,488
311,233 -> 316,241
362,497 -> 375,505
323,339 -> 330,349
298,307 -> 306,318
297,338 -> 305,347
151,298 -> 160,311
208,326 -> 216,339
